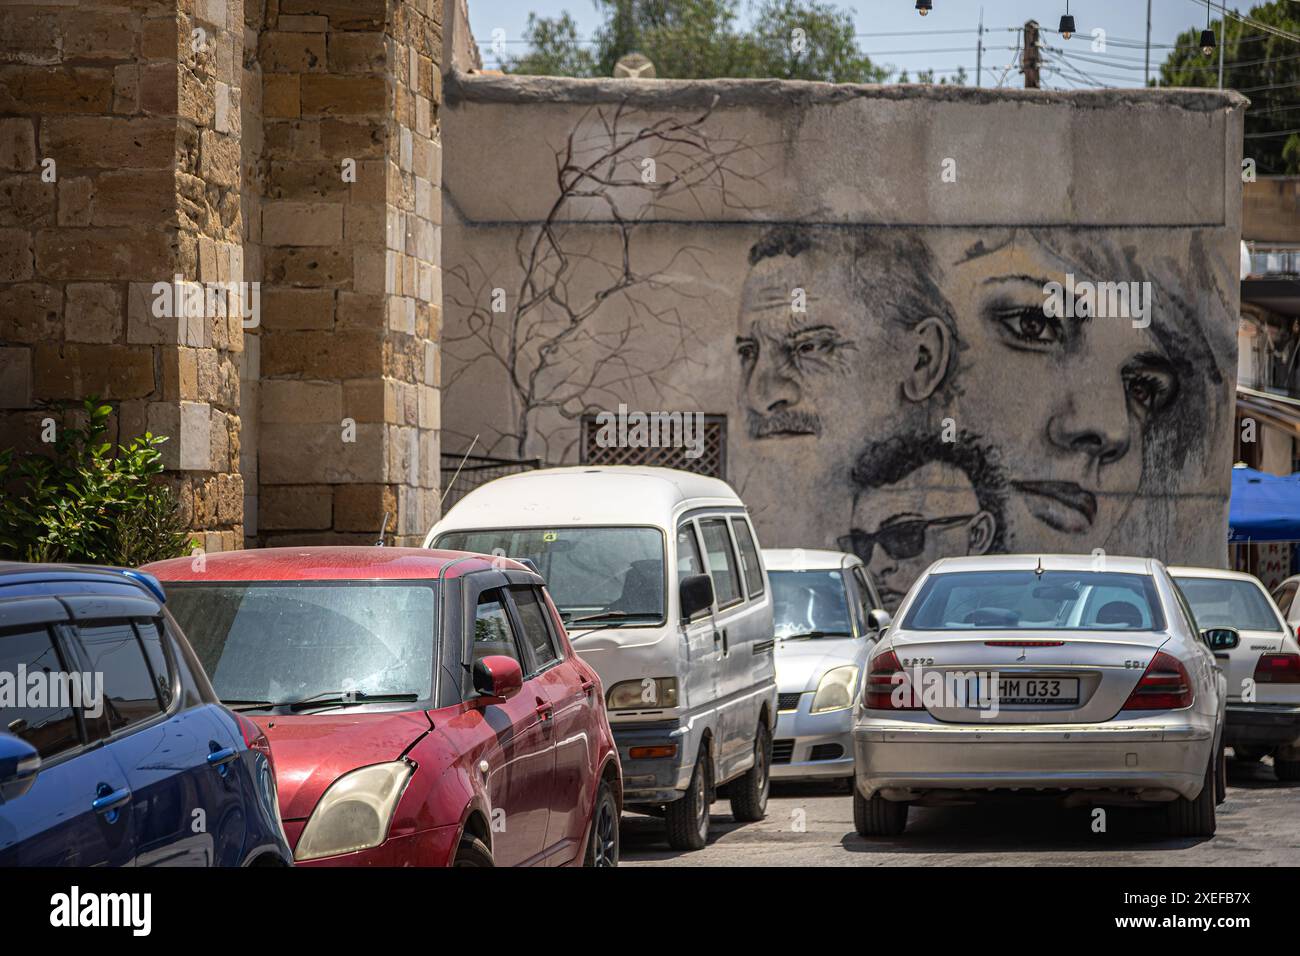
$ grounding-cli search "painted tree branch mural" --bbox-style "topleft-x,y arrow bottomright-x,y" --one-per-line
444,98 -> 765,460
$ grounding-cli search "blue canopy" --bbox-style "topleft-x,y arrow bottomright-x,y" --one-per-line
1229,466 -> 1300,542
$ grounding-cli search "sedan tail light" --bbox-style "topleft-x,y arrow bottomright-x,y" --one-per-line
1121,651 -> 1194,711
1254,653 -> 1300,684
864,649 -> 922,710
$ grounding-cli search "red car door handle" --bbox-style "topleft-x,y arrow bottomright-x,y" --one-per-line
580,679 -> 596,694
535,701 -> 554,721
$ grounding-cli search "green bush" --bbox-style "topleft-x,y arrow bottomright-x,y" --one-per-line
0,399 -> 195,566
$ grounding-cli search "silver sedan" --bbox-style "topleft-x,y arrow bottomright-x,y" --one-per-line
853,554 -> 1227,838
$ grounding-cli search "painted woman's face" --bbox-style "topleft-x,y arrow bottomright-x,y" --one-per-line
944,241 -> 1178,553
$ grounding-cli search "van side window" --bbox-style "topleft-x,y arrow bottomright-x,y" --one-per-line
730,517 -> 765,597
510,585 -> 559,672
676,524 -> 703,584
473,591 -> 523,667
699,518 -> 742,608
0,626 -> 81,760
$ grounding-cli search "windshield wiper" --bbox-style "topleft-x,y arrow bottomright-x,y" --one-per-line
779,629 -> 854,641
285,691 -> 420,713
564,610 -> 660,624
223,699 -> 277,712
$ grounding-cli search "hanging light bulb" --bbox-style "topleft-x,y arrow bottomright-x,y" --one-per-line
1059,1 -> 1075,40
915,0 -> 932,16
1201,1 -> 1216,56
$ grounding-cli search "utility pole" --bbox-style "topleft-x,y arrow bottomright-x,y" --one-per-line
1022,20 -> 1040,89
1218,7 -> 1227,89
1144,0 -> 1152,86
975,6 -> 984,88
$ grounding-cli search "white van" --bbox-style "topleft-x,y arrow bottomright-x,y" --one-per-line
425,466 -> 778,850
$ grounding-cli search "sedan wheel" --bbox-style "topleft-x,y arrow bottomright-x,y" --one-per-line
853,786 -> 908,837
584,783 -> 620,867
1166,751 -> 1217,838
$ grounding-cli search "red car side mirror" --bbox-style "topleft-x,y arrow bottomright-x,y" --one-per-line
472,655 -> 522,704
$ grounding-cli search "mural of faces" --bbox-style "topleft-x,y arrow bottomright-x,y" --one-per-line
731,224 -> 1222,600
942,234 -> 1181,553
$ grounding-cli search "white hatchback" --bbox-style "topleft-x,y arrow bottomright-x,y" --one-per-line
1171,566 -> 1300,781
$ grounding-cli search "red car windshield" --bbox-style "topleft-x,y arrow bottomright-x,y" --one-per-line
164,581 -> 437,707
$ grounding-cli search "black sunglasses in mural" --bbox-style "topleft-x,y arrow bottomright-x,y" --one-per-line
838,515 -> 975,564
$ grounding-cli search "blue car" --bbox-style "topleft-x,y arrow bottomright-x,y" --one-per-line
0,563 -> 292,866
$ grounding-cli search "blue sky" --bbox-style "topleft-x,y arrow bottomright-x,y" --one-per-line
467,1 -> 1243,88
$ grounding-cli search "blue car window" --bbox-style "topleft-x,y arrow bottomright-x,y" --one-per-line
135,620 -> 174,708
74,622 -> 163,735
0,626 -> 81,760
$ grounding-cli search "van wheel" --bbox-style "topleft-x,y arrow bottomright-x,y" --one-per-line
665,745 -> 711,851
729,722 -> 771,822
1275,759 -> 1300,782
583,782 -> 619,867
453,836 -> 495,867
853,787 -> 908,837
1166,752 -> 1216,838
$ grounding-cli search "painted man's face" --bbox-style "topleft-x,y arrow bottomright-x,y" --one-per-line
944,242 -> 1178,553
841,461 -> 997,611
736,249 -> 866,440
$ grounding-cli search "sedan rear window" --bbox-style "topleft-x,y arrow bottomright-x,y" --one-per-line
164,583 -> 436,706
902,570 -> 1165,631
1173,577 -> 1283,633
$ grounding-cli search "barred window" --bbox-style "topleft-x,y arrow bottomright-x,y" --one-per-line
580,414 -> 726,479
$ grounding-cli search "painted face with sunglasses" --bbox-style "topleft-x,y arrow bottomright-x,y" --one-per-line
839,461 -> 998,611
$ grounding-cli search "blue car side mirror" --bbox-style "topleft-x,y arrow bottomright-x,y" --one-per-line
0,732 -> 41,804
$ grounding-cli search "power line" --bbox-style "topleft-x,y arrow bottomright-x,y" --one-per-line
1245,127 -> 1300,139
1183,0 -> 1300,44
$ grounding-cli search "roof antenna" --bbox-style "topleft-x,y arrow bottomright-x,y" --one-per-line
375,511 -> 389,547
440,434 -> 481,509
1035,555 -> 1044,577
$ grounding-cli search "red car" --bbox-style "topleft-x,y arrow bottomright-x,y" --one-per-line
144,547 -> 621,867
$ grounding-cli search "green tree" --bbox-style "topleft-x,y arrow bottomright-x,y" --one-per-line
504,12 -> 600,78
1159,1 -> 1300,173
506,0 -> 887,83
0,399 -> 194,566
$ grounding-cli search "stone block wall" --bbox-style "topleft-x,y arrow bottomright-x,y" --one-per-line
0,0 -> 246,553
251,0 -> 443,547
0,0 -> 451,553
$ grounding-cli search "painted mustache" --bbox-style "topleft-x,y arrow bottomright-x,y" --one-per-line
747,408 -> 821,438
1012,480 -> 1098,533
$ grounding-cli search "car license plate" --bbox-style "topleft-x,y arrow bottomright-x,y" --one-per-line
978,676 -> 1079,705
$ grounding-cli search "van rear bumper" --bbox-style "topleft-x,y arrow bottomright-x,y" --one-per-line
612,721 -> 694,805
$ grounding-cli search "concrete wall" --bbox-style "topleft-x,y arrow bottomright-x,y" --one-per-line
441,75 -> 1244,605
1244,176 -> 1300,244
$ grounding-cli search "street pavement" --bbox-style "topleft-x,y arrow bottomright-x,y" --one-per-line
621,754 -> 1300,866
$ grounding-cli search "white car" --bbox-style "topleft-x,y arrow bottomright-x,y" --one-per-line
764,549 -> 891,782
1172,566 -> 1300,781
853,554 -> 1227,838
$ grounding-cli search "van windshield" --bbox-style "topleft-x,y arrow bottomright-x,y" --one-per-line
436,527 -> 666,625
